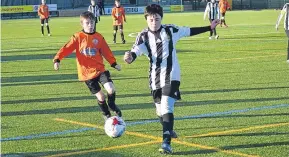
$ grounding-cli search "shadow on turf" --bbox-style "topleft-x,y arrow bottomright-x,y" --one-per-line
173,141 -> 289,156
2,97 -> 289,116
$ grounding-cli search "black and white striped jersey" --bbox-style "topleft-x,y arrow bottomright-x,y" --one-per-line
88,5 -> 100,18
204,2 -> 220,20
130,25 -> 191,90
276,3 -> 289,30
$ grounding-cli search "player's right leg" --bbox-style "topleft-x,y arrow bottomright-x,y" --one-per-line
40,19 -> 45,36
113,25 -> 118,43
85,76 -> 111,120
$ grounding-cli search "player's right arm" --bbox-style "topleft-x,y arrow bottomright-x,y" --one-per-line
111,8 -> 117,21
204,3 -> 209,20
53,35 -> 77,70
276,4 -> 286,31
124,32 -> 148,64
38,5 -> 43,18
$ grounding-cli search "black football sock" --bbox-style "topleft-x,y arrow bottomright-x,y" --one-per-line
162,113 -> 174,145
107,93 -> 122,117
113,33 -> 116,42
98,100 -> 111,117
120,32 -> 125,41
210,30 -> 213,37
41,26 -> 44,35
213,29 -> 217,36
47,25 -> 50,34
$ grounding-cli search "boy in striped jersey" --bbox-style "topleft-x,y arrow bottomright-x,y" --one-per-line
123,4 -> 219,154
204,0 -> 220,39
276,3 -> 289,63
88,0 -> 101,31
53,11 -> 122,121
38,0 -> 51,36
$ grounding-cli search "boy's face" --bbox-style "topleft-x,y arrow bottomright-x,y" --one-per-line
81,18 -> 95,33
115,1 -> 120,7
146,14 -> 162,31
42,0 -> 46,4
91,0 -> 96,6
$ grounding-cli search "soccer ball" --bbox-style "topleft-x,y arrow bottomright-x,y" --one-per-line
104,116 -> 126,138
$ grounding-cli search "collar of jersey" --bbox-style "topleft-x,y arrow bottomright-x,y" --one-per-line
82,30 -> 96,35
148,25 -> 163,34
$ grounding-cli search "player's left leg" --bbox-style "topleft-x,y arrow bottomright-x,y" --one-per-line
119,25 -> 125,44
45,18 -> 51,36
100,71 -> 122,117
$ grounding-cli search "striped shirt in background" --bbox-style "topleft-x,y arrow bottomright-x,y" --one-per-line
204,2 -> 220,20
88,5 -> 100,19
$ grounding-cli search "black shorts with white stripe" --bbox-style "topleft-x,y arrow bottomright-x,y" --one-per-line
151,81 -> 181,104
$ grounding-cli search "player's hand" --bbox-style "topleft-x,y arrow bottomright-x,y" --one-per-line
124,51 -> 133,64
54,62 -> 60,70
211,19 -> 220,29
114,64 -> 121,71
228,8 -> 231,11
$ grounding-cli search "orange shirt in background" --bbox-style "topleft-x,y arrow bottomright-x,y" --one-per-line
219,0 -> 230,13
38,4 -> 49,19
111,6 -> 126,25
54,31 -> 117,81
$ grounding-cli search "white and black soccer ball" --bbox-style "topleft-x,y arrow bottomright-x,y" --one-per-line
104,116 -> 126,138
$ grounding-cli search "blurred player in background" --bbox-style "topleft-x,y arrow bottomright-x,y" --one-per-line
204,0 -> 220,39
38,0 -> 51,36
276,3 -> 289,63
124,4 -> 219,154
98,0 -> 105,15
218,0 -> 231,27
88,0 -> 100,31
112,0 -> 126,44
53,11 -> 122,121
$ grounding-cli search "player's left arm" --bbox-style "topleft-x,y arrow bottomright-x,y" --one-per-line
99,37 -> 120,71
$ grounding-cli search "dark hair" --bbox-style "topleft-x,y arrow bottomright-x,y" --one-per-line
144,4 -> 163,19
115,0 -> 120,2
80,11 -> 95,22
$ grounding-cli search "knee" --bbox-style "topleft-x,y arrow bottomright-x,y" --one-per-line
160,96 -> 175,115
41,24 -> 44,26
95,90 -> 105,102
155,103 -> 162,117
104,82 -> 115,95
45,23 -> 49,26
